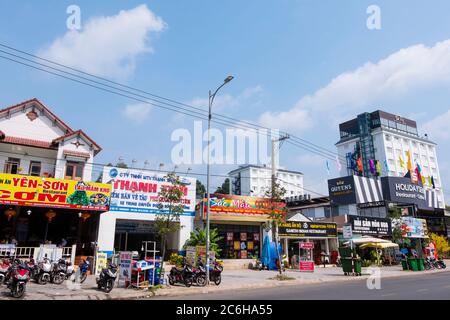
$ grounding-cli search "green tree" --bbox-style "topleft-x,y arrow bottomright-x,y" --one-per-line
263,181 -> 287,275
196,180 -> 206,198
429,233 -> 450,258
214,178 -> 230,194
388,206 -> 404,244
154,172 -> 185,273
184,227 -> 223,256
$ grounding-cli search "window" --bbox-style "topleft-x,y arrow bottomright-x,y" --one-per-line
29,161 -> 41,176
4,157 -> 20,174
65,161 -> 84,180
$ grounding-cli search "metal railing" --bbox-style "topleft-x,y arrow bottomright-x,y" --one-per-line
0,245 -> 76,263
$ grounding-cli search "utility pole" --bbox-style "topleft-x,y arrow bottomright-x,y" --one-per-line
271,134 -> 289,275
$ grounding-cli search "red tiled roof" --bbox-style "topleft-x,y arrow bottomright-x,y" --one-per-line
63,150 -> 91,158
0,98 -> 74,134
1,136 -> 57,149
53,130 -> 102,154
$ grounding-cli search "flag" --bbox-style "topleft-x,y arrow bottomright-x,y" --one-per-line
415,165 -> 422,184
384,159 -> 390,173
369,159 -> 376,175
357,157 -> 363,173
428,176 -> 433,187
336,155 -> 342,172
407,150 -> 413,171
326,160 -> 330,175
376,160 -> 381,176
421,175 -> 426,185
399,155 -> 405,169
431,176 -> 435,189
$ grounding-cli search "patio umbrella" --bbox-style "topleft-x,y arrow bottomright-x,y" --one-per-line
344,237 -> 391,246
261,235 -> 271,268
359,242 -> 399,249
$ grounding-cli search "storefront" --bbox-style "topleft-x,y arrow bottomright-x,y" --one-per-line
0,173 -> 111,256
278,221 -> 338,265
196,194 -> 285,259
97,167 -> 196,257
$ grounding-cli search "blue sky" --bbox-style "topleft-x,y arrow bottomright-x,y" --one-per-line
1,1 -> 450,198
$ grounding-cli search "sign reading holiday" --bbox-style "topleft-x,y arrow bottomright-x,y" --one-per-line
0,173 -> 111,210
103,167 -> 196,216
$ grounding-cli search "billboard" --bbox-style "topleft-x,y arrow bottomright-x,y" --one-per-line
328,176 -> 357,205
0,173 -> 110,210
103,167 -> 196,216
381,177 -> 431,210
202,194 -> 286,222
401,217 -> 428,238
278,221 -> 337,238
348,215 -> 392,237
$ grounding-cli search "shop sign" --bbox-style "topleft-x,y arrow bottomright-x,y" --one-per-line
299,242 -> 314,249
299,242 -> 314,272
342,224 -> 353,239
185,246 -> 196,265
118,251 -> 132,285
401,217 -> 428,238
103,167 -> 196,216
328,176 -> 357,205
95,252 -> 108,277
204,194 -> 285,217
278,221 -> 337,238
0,173 -> 111,211
381,177 -> 431,210
348,216 -> 392,237
299,261 -> 314,272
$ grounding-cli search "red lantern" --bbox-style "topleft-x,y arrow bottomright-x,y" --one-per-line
45,210 -> 56,222
4,208 -> 16,221
81,213 -> 91,222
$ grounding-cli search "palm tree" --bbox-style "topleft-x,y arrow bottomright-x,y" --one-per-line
184,228 -> 223,256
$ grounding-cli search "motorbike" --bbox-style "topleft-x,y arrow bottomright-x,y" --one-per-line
96,263 -> 118,293
6,259 -> 30,298
34,257 -> 53,285
192,259 -> 207,287
51,259 -> 71,284
436,258 -> 446,269
0,257 -> 11,284
209,260 -> 223,286
168,262 -> 194,287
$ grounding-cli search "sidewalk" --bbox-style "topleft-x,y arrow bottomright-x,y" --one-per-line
2,262 -> 447,300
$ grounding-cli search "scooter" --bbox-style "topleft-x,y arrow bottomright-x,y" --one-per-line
34,257 -> 52,285
0,258 -> 11,284
168,262 -> 194,287
192,258 -> 207,287
436,258 -> 446,269
209,260 -> 223,286
51,259 -> 70,284
6,259 -> 30,298
96,263 -> 118,293
74,259 -> 90,283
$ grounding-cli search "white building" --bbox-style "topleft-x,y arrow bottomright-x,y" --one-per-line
228,165 -> 304,198
336,110 -> 445,209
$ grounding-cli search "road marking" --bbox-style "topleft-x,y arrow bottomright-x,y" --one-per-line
381,293 -> 396,297
416,289 -> 429,293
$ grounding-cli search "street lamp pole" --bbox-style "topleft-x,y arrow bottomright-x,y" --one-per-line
206,75 -> 234,284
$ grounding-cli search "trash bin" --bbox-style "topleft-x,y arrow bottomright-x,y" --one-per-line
408,258 -> 419,271
353,258 -> 362,276
401,259 -> 409,271
341,257 -> 353,275
417,258 -> 424,271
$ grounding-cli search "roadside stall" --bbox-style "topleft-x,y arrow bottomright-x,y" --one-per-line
399,217 -> 429,272
344,236 -> 398,267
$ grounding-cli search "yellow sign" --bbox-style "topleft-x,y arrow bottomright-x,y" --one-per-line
95,252 -> 108,276
0,173 -> 111,211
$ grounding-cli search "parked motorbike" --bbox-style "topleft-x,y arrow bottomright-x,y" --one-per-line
192,258 -> 207,287
436,258 -> 446,269
51,259 -> 71,284
96,263 -> 118,293
74,259 -> 90,283
0,257 -> 11,284
168,262 -> 194,287
424,257 -> 435,270
34,257 -> 53,285
209,260 -> 223,286
6,259 -> 30,298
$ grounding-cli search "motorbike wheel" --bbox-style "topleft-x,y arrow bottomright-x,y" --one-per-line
213,274 -> 221,286
0,275 -> 5,285
196,275 -> 207,287
168,276 -> 175,286
104,279 -> 115,293
184,277 -> 193,287
38,274 -> 49,285
52,274 -> 64,285
11,283 -> 25,298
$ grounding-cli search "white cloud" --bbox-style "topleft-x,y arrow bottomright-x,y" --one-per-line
38,5 -> 166,79
422,109 -> 450,141
123,103 -> 152,123
259,39 -> 450,131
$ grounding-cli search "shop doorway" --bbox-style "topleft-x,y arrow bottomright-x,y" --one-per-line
211,223 -> 262,259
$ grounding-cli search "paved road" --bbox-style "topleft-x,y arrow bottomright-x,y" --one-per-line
154,271 -> 450,300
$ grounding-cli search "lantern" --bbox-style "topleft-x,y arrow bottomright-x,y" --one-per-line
45,210 -> 56,222
80,213 -> 91,222
4,208 -> 16,221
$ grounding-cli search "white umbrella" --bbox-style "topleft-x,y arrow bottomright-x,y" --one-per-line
344,237 -> 391,246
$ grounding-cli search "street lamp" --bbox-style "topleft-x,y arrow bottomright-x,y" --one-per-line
206,75 -> 234,284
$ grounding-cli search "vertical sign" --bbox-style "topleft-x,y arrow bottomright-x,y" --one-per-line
95,252 -> 108,277
343,224 -> 353,239
119,251 -> 132,287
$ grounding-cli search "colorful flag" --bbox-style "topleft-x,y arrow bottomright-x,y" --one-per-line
407,150 -> 413,171
376,160 -> 381,176
421,175 -> 426,185
369,159 -> 376,175
399,155 -> 405,169
357,157 -> 363,173
415,165 -> 422,184
326,160 -> 330,175
384,159 -> 390,173
428,176 -> 433,187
